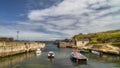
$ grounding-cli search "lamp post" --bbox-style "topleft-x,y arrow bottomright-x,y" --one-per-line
17,31 -> 19,41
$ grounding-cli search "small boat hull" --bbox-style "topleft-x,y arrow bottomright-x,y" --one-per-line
35,49 -> 41,54
36,51 -> 41,54
48,55 -> 54,58
91,50 -> 103,56
48,51 -> 55,59
70,57 -> 87,62
36,53 -> 41,56
70,52 -> 88,63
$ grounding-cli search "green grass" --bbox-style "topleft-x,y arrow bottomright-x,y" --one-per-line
111,42 -> 120,47
73,29 -> 120,43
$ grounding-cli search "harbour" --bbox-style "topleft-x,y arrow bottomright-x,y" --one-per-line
0,41 -> 120,68
0,0 -> 120,68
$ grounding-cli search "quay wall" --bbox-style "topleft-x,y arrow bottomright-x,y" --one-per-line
57,40 -> 120,55
82,44 -> 120,55
59,41 -> 75,48
0,41 -> 45,57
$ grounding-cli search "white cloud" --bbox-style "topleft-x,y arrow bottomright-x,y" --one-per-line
0,26 -> 18,38
26,0 -> 120,40
0,25 -> 64,40
48,19 -> 76,27
1,0 -> 120,41
28,0 -> 90,21
19,31 -> 64,40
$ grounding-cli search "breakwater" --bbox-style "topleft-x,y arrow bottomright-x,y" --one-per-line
82,44 -> 120,55
57,40 -> 120,55
0,41 -> 45,57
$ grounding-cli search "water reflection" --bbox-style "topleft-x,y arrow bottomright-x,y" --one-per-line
85,54 -> 120,63
84,53 -> 120,68
0,52 -> 36,68
36,53 -> 42,56
70,60 -> 87,66
48,58 -> 55,63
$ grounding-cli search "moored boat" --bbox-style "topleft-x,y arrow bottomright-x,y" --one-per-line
80,50 -> 89,53
48,51 -> 55,58
91,50 -> 103,56
70,52 -> 88,63
70,46 -> 88,63
78,48 -> 89,53
35,48 -> 42,55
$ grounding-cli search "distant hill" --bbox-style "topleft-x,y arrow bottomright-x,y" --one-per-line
73,29 -> 120,43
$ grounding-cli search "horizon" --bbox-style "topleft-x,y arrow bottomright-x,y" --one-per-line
0,0 -> 120,41
1,29 -> 119,41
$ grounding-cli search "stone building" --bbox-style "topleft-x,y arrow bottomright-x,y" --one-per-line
76,39 -> 89,48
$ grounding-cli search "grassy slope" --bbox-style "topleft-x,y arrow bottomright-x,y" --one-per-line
73,29 -> 120,47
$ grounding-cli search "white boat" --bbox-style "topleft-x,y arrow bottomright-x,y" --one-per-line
35,48 -> 42,55
70,52 -> 88,63
91,50 -> 102,56
48,51 -> 55,58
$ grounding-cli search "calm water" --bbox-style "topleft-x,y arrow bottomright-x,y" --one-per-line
0,42 -> 120,68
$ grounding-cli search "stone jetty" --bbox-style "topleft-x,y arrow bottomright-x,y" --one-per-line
0,41 -> 45,57
57,39 -> 120,55
82,44 -> 120,55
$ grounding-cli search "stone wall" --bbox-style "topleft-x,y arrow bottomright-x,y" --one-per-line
0,41 -> 45,57
82,44 -> 120,55
59,41 -> 75,48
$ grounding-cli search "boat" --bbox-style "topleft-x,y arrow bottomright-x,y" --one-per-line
78,48 -> 89,53
35,48 -> 42,55
80,50 -> 89,53
70,52 -> 88,63
91,50 -> 103,56
48,51 -> 55,58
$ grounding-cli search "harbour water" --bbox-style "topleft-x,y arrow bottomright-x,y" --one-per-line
0,41 -> 120,68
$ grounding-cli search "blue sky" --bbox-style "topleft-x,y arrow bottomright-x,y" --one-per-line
0,0 -> 120,41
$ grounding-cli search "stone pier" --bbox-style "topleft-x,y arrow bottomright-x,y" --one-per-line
0,41 -> 45,57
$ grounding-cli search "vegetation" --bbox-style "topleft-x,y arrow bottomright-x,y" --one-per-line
111,42 -> 120,47
73,29 -> 120,47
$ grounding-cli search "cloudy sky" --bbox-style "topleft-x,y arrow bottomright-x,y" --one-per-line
0,0 -> 120,41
